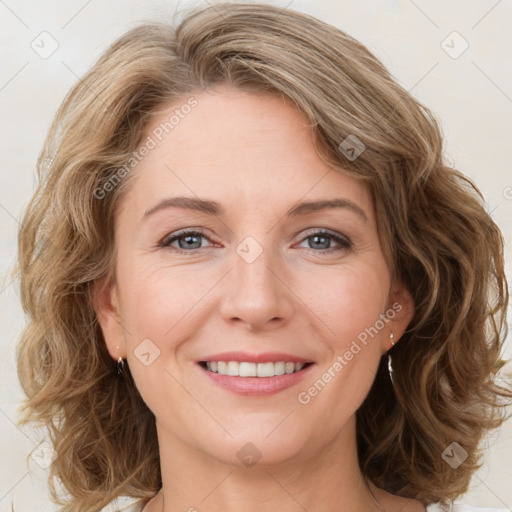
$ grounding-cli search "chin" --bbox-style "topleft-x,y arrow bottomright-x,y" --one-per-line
193,428 -> 314,469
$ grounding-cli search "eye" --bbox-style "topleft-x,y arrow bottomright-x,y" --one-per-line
297,229 -> 352,253
159,228 -> 352,254
160,228 -> 213,251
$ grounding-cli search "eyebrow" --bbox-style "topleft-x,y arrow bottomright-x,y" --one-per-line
143,196 -> 368,222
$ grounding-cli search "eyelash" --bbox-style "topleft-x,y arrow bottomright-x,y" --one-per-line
160,228 -> 352,255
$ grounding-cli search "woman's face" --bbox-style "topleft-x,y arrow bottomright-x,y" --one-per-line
96,83 -> 413,467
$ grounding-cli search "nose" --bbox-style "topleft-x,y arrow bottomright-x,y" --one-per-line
219,244 -> 295,332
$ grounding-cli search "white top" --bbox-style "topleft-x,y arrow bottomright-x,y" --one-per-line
102,498 -> 510,512
427,501 -> 510,512
427,504 -> 510,512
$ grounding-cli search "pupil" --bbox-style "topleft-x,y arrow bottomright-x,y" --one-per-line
311,235 -> 329,249
177,234 -> 332,250
181,235 -> 200,249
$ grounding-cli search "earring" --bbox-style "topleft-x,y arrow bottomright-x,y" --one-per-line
387,331 -> 395,385
116,356 -> 125,375
115,345 -> 124,376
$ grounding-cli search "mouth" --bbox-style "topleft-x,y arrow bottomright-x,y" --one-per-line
198,360 -> 314,377
196,355 -> 316,396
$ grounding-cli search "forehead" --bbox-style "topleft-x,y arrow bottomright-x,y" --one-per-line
121,85 -> 373,221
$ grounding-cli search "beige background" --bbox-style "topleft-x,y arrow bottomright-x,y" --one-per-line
1,0 -> 511,510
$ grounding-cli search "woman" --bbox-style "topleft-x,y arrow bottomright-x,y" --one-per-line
15,3 -> 511,512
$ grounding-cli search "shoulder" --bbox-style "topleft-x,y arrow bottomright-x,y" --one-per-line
100,497 -> 147,512
426,501 -> 510,512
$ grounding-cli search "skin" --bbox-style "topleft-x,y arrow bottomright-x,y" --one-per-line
94,84 -> 423,512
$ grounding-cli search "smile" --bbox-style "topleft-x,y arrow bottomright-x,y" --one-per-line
200,361 -> 311,377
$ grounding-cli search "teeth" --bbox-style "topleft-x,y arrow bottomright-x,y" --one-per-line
239,362 -> 257,377
227,361 -> 239,376
204,361 -> 306,377
285,362 -> 295,374
274,361 -> 285,376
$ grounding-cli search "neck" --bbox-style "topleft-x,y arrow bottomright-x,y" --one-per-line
147,415 -> 384,512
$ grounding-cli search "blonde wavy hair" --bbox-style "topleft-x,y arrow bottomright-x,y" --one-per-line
14,2 -> 511,511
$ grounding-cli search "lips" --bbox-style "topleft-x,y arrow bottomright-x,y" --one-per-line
196,351 -> 315,396
196,351 -> 313,364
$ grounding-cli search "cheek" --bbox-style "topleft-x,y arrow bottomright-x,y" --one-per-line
296,268 -> 388,418
119,247 -> 390,354
119,255 -> 214,337
118,267 -> 199,416
292,265 -> 390,441
305,260 -> 390,349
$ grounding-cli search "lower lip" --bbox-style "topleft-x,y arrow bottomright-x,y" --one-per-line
199,363 -> 315,396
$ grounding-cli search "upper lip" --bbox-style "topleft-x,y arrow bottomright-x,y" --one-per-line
197,351 -> 314,364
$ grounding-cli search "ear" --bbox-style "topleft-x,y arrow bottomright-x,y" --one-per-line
381,279 -> 415,354
92,276 -> 126,360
